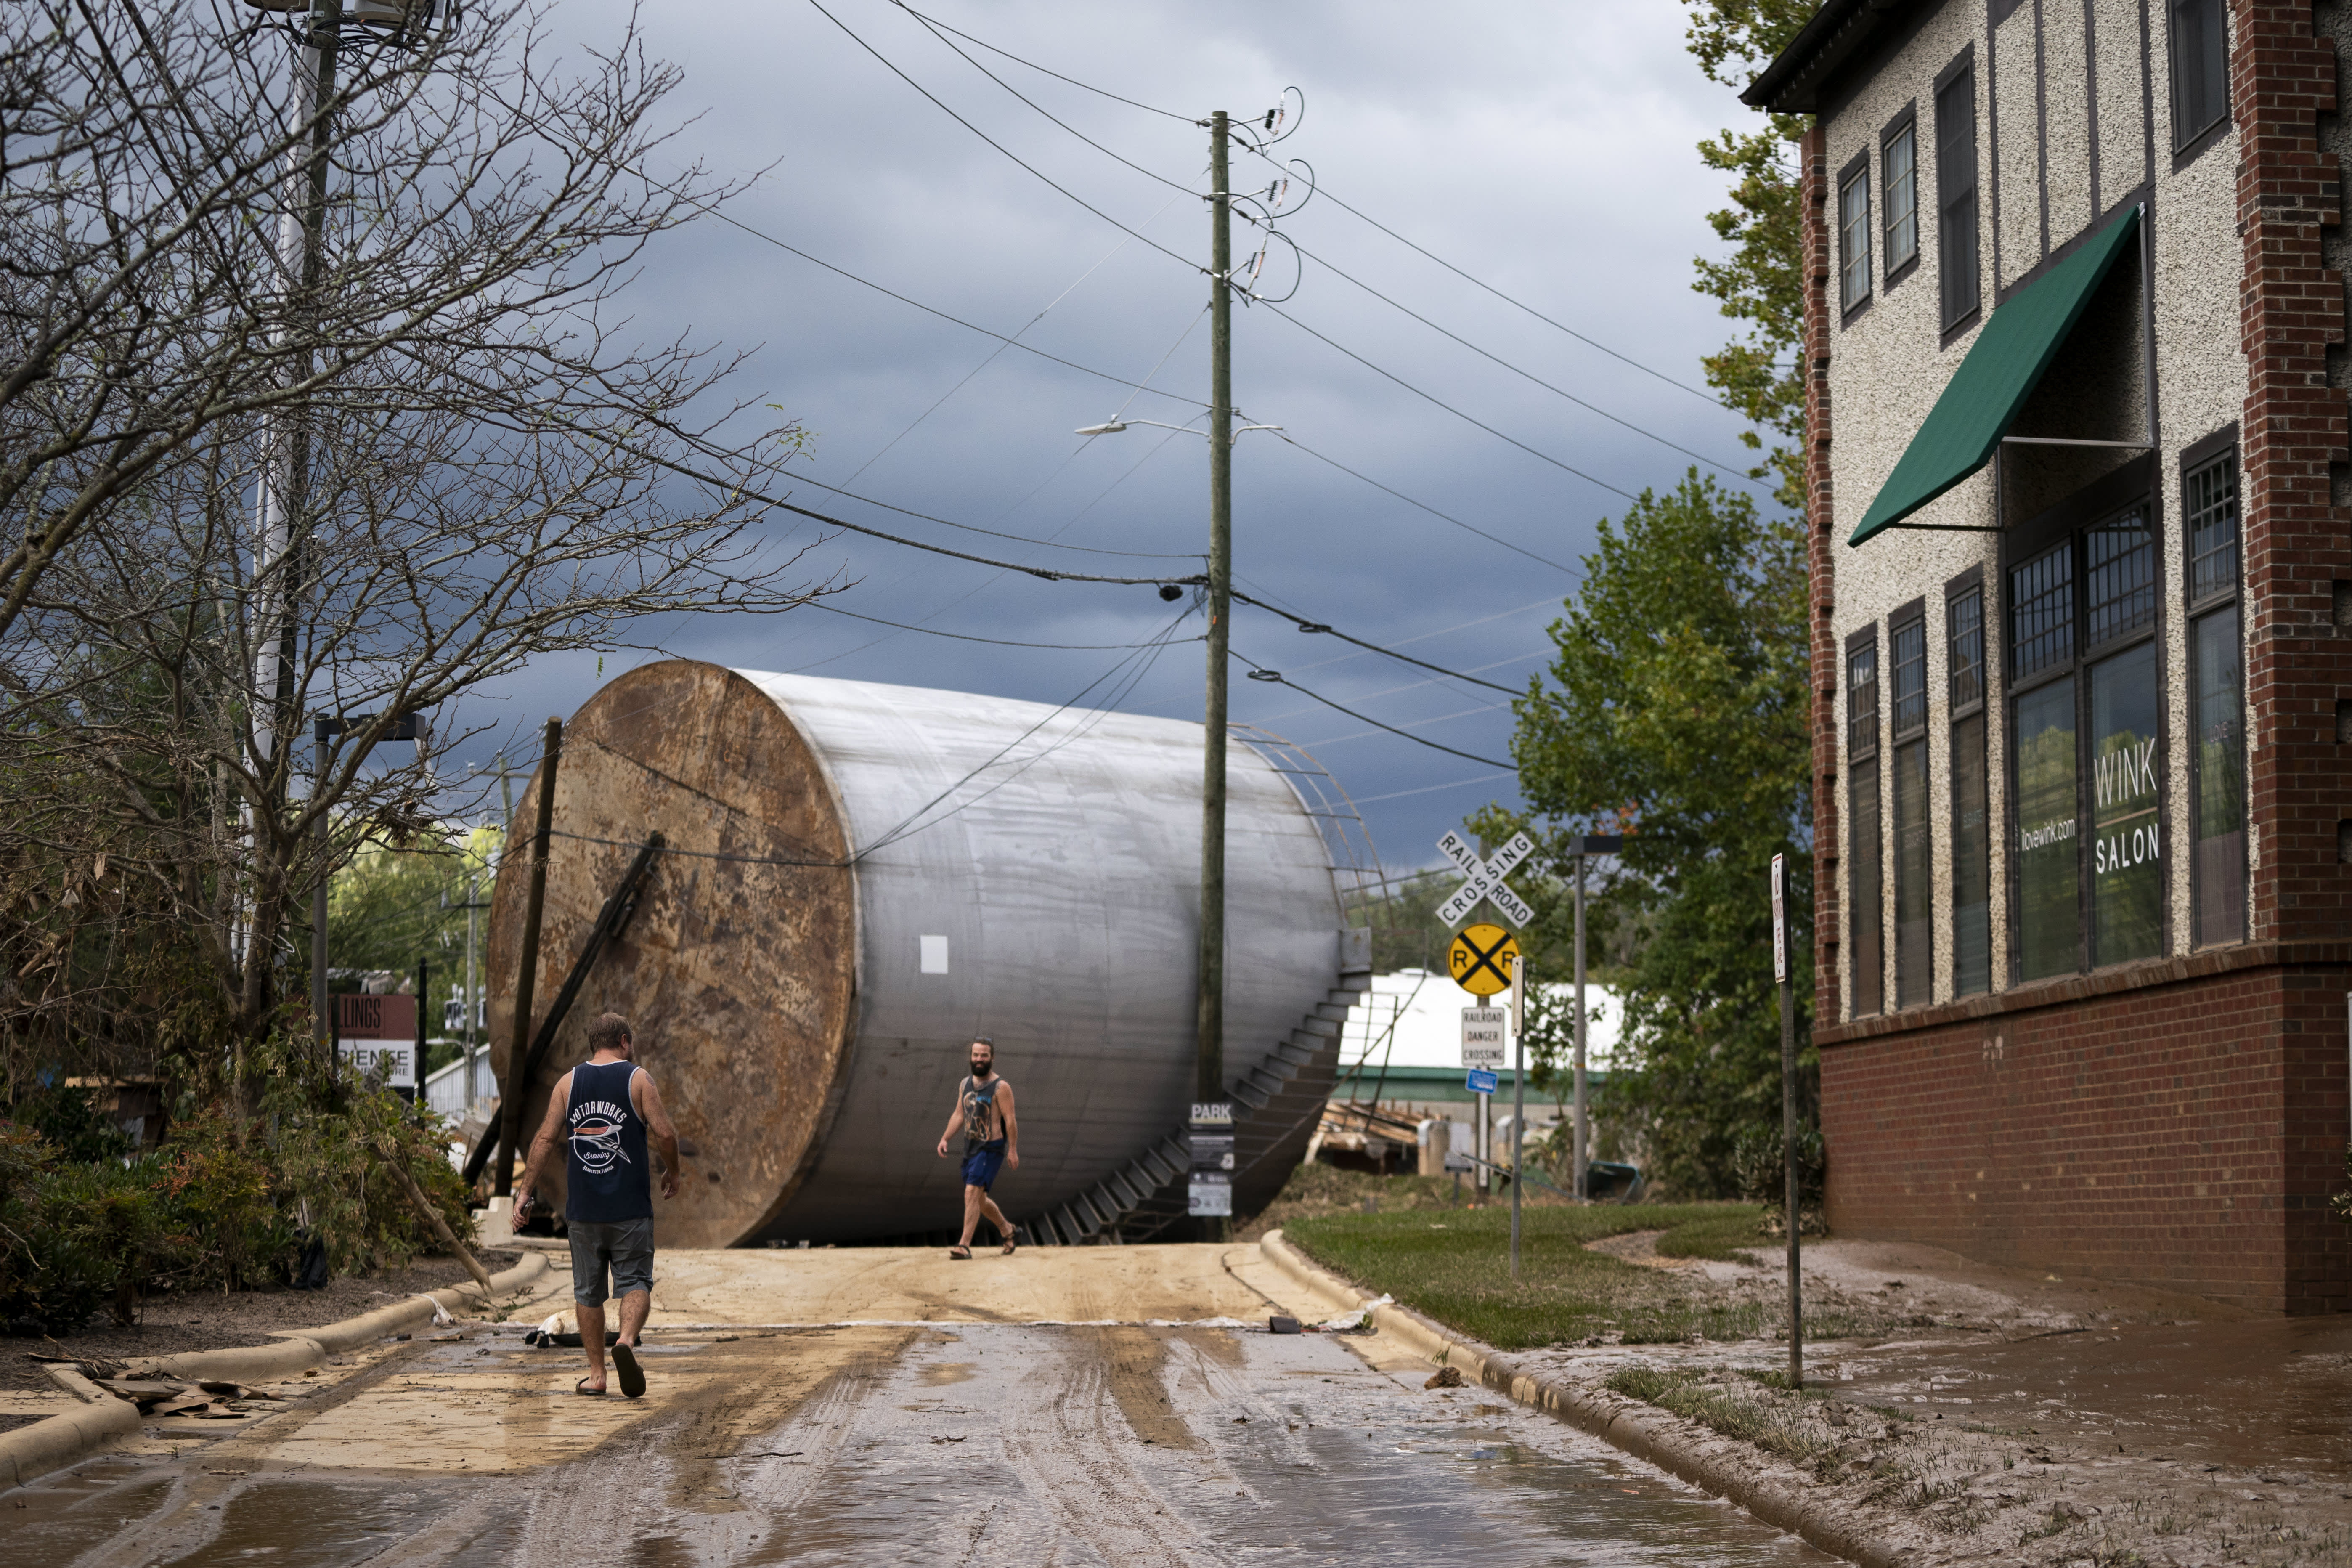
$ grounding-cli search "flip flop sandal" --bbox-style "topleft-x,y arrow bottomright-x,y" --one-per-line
612,1343 -> 646,1401
948,1245 -> 972,1260
575,1377 -> 607,1397
1000,1235 -> 1018,1255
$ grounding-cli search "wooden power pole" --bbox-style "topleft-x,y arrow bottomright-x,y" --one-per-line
495,717 -> 562,1197
1195,110 -> 1233,1106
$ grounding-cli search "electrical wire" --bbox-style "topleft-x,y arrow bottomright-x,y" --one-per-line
1256,302 -> 1639,502
1352,771 -> 1517,805
1227,589 -> 1517,693
1288,599 -> 1559,675
1301,699 -> 1511,750
1269,430 -> 1580,575
1230,651 -> 1511,767
803,0 -> 1202,277
805,600 -> 1205,650
780,464 -> 1202,560
886,2 -> 1196,122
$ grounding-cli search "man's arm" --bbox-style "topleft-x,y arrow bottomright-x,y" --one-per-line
998,1082 -> 1019,1170
511,1070 -> 572,1228
630,1069 -> 682,1201
936,1090 -> 965,1158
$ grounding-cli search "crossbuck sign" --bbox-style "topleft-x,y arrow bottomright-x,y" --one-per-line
1435,829 -> 1537,928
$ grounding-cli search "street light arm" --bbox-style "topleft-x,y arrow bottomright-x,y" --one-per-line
1073,419 -> 1282,445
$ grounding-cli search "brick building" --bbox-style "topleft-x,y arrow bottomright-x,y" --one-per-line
1748,0 -> 2347,1311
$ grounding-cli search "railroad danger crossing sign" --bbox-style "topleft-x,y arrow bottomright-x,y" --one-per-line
1435,829 -> 1537,928
1461,1006 -> 1507,1069
1448,922 -> 1520,997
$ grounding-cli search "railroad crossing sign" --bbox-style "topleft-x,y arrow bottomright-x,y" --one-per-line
1448,922 -> 1520,996
1435,829 -> 1537,928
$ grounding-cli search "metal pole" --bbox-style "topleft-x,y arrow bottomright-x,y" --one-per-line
313,725 -> 331,1069
415,958 -> 428,1107
1509,953 -> 1525,1277
1777,852 -> 1802,1388
495,718 -> 562,1197
1195,111 -> 1233,1106
464,873 -> 478,1108
1573,851 -> 1588,1201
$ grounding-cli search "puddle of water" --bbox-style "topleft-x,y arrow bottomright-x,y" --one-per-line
1836,1315 -> 2352,1475
7,1462 -> 178,1562
157,1478 -> 463,1568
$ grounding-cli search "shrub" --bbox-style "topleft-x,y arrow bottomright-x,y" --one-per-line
1732,1124 -> 1826,1236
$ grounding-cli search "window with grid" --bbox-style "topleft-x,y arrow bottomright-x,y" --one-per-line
1948,588 -> 1984,710
1891,618 -> 1927,737
2009,547 -> 2073,679
1840,167 -> 1872,314
2186,452 -> 2238,605
1848,644 -> 1878,758
1936,65 -> 1979,330
2085,513 -> 2155,647
1884,121 -> 1918,275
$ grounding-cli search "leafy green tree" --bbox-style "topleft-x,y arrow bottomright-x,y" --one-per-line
326,827 -> 502,1076
1483,474 -> 1809,1196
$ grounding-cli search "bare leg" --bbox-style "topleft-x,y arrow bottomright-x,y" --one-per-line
577,1302 -> 607,1390
977,1191 -> 1012,1244
615,1289 -> 650,1346
959,1184 -> 985,1248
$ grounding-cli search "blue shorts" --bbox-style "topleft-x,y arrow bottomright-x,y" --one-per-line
962,1139 -> 1007,1191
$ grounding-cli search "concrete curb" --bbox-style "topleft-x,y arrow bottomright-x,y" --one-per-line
1258,1231 -> 1914,1568
0,1250 -> 546,1493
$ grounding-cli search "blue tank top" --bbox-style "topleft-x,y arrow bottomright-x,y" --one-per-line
564,1059 -> 651,1223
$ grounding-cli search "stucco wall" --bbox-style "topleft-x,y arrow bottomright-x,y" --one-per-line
1819,0 -> 2246,1024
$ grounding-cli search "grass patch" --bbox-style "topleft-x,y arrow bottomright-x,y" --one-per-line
1652,1209 -> 1775,1263
1283,1199 -> 1782,1348
1602,1364 -> 1833,1469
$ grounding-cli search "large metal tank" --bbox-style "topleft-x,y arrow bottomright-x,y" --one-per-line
484,659 -> 1345,1246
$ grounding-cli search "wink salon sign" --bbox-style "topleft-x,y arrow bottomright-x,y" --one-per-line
2017,737 -> 2161,870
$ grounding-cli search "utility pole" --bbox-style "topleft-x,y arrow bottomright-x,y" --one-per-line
1195,109 -> 1233,1106
496,718 -> 562,1197
1570,833 -> 1621,1199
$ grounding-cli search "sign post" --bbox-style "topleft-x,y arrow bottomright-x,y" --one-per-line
1774,851 -> 1801,1389
1509,952 -> 1526,1277
1568,833 -> 1622,1199
1188,1101 -> 1235,1226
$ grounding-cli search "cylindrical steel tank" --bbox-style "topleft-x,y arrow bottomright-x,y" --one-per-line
485,659 -> 1344,1246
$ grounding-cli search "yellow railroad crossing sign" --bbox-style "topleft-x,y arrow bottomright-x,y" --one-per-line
1448,922 -> 1519,996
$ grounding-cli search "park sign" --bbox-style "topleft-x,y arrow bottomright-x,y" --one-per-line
1188,1101 -> 1234,1218
1435,830 -> 1536,928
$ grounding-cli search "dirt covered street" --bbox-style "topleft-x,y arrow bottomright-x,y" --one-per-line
6,1242 -> 1835,1566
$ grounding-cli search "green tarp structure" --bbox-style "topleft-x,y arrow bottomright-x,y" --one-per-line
1848,206 -> 2142,547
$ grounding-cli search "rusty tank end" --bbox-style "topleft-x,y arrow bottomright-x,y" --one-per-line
487,659 -> 1343,1247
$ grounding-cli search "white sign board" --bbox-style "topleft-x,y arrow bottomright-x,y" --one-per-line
338,1040 -> 416,1088
1435,830 -> 1538,928
1187,1173 -> 1233,1216
1771,852 -> 1787,984
1460,1006 -> 1508,1069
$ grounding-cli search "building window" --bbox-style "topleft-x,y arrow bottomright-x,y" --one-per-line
1890,615 -> 1931,1007
1848,638 -> 1883,1017
1883,119 -> 1919,277
1935,61 -> 1980,331
2185,449 -> 2244,944
1948,586 -> 1991,995
1840,161 -> 1872,316
2169,0 -> 2229,151
2007,498 -> 2166,985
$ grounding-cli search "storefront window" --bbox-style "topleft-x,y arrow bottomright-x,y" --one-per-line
2014,677 -> 2079,980
2090,642 -> 2163,964
2185,448 -> 2243,946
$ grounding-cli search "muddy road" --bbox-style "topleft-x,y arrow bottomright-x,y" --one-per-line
10,1246 -> 1832,1567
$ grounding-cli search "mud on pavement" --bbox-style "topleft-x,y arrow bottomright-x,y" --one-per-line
8,1315 -> 1840,1567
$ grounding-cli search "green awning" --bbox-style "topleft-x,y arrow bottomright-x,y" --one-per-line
1848,207 -> 2142,547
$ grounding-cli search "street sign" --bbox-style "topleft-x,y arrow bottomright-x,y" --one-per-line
335,994 -> 417,1088
1435,829 -> 1538,929
1465,1068 -> 1499,1095
1771,852 -> 1787,983
1461,1006 -> 1507,1069
338,1041 -> 416,1088
1448,923 -> 1520,997
1189,1101 -> 1235,1217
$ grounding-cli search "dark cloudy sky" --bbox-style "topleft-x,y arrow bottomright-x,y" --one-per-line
450,0 -> 1775,873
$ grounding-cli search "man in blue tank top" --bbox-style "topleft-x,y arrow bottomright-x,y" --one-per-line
933,1036 -> 1020,1259
513,1012 -> 681,1398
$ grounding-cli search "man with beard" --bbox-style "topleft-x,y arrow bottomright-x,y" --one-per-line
934,1036 -> 1020,1259
514,1012 -> 680,1397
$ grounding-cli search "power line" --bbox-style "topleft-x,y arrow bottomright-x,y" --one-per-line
1228,589 -> 1518,693
803,0 -> 1201,277
1231,650 -> 1511,768
1301,699 -> 1511,750
1352,770 -> 1517,805
1253,652 -> 1545,724
888,2 -> 1196,122
1257,301 -> 1639,502
805,600 -> 1205,650
1270,431 -> 1580,574
782,465 -> 1201,560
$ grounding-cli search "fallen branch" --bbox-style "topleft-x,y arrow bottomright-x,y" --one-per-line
382,1152 -> 499,1299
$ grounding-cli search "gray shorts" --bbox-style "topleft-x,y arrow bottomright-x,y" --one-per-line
568,1216 -> 655,1305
